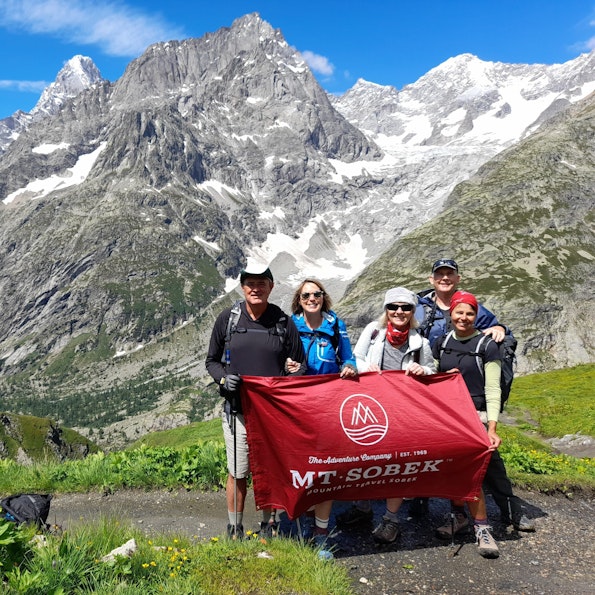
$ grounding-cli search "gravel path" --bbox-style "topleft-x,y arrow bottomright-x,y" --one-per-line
49,487 -> 594,594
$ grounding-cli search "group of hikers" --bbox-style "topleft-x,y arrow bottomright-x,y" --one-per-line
205,258 -> 536,559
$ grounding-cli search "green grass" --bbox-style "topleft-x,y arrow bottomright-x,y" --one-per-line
506,363 -> 595,437
129,419 -> 223,449
1,518 -> 352,594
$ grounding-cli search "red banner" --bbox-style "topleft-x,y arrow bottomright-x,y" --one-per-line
241,371 -> 492,519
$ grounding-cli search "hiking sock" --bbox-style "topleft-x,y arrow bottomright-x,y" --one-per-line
314,516 -> 329,531
228,511 -> 243,526
384,509 -> 399,523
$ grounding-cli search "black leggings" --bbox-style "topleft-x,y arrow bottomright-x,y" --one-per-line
483,449 -> 523,520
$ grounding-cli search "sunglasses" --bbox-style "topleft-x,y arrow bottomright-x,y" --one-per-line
386,303 -> 414,312
301,291 -> 324,300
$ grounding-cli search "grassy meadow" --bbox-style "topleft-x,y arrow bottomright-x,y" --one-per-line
0,364 -> 593,593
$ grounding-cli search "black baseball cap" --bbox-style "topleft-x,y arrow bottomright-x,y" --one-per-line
239,266 -> 274,283
431,259 -> 458,273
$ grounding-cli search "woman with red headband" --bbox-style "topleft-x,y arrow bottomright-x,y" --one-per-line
432,290 -> 502,558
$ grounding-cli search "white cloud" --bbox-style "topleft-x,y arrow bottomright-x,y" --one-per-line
0,79 -> 47,91
301,50 -> 334,76
0,0 -> 185,57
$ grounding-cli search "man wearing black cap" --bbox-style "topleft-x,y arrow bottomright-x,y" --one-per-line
416,258 -> 506,347
205,265 -> 306,540
414,258 -> 535,533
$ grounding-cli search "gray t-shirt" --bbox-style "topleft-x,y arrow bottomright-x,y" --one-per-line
382,341 -> 408,371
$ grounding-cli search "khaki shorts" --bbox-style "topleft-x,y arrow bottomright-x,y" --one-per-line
222,409 -> 250,479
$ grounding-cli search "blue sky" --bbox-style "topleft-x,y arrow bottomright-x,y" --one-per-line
0,0 -> 594,118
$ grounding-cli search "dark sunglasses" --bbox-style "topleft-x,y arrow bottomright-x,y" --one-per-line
301,291 -> 324,300
386,303 -> 414,312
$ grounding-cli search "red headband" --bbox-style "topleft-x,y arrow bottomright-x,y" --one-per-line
450,290 -> 478,313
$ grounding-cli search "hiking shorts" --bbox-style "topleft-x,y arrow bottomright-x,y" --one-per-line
222,408 -> 250,479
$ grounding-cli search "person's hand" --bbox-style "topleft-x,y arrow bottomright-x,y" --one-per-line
222,374 -> 241,392
340,365 -> 357,378
487,428 -> 502,451
483,325 -> 506,343
285,358 -> 301,373
405,363 -> 425,376
367,364 -> 381,373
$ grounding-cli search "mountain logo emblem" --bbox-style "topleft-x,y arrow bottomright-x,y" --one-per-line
339,394 -> 388,446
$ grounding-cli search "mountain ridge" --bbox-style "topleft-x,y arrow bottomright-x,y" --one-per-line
0,12 -> 593,445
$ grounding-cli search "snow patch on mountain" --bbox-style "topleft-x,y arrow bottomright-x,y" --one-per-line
3,142 -> 106,204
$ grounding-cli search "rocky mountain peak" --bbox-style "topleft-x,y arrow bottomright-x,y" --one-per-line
31,55 -> 103,119
0,55 -> 103,153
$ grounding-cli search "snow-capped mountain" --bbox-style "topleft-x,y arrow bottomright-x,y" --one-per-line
31,55 -> 103,119
335,52 -> 595,145
0,55 -> 103,153
0,12 -> 593,441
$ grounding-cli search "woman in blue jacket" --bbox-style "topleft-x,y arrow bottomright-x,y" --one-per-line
289,278 -> 357,547
291,278 -> 357,378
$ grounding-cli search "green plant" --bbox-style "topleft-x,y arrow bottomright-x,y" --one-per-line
0,519 -> 30,576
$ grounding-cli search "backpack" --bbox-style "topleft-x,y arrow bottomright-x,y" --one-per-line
1,493 -> 52,530
438,331 -> 517,411
417,289 -> 438,339
220,300 -> 288,364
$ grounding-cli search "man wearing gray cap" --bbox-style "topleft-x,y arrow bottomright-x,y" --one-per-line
206,265 -> 306,540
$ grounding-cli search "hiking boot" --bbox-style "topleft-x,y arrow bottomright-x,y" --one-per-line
513,514 -> 536,532
475,525 -> 500,558
435,512 -> 469,539
409,497 -> 429,517
310,528 -> 335,549
227,523 -> 244,540
335,505 -> 373,527
259,521 -> 278,538
372,516 -> 400,544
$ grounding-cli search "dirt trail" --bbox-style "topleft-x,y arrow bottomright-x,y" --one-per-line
49,487 -> 594,594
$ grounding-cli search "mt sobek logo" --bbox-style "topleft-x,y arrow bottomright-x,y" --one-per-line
340,394 -> 389,446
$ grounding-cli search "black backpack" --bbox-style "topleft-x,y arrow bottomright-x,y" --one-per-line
438,331 -> 517,411
417,289 -> 439,339
1,493 -> 52,530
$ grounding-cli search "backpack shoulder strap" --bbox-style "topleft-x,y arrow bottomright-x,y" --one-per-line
275,313 -> 288,345
221,301 -> 243,363
473,333 -> 491,378
439,330 -> 455,356
418,292 -> 438,338
330,316 -> 341,351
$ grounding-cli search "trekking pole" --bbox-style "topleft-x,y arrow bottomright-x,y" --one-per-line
231,393 -> 238,540
448,511 -> 464,557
